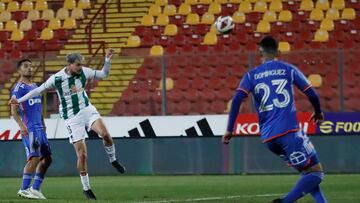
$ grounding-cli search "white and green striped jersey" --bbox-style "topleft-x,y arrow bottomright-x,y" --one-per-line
43,67 -> 97,120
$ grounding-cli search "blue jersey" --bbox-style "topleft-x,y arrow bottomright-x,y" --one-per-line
238,60 -> 311,142
11,82 -> 44,131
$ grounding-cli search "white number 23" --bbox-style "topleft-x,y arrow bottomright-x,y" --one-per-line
254,79 -> 290,112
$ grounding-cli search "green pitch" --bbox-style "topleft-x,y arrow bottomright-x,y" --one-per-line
0,174 -> 359,203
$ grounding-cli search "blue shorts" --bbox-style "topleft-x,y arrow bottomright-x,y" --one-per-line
22,128 -> 52,161
266,131 -> 320,171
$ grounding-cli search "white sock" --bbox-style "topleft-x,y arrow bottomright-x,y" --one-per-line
80,173 -> 91,191
104,145 -> 116,162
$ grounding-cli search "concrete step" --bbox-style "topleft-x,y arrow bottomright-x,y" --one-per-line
0,111 -> 10,118
90,97 -> 119,104
91,92 -> 121,98
76,27 -> 135,34
72,32 -> 130,39
97,80 -> 131,87
95,86 -> 127,92
85,12 -> 146,20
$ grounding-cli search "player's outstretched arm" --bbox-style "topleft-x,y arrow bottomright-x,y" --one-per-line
93,48 -> 115,79
8,83 -> 48,105
303,87 -> 324,123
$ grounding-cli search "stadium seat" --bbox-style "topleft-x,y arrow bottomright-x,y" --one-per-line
178,4 -> 191,15
300,0 -> 314,11
263,11 -> 277,23
3,40 -> 15,51
34,19 -> 46,30
7,1 -> 19,12
163,24 -> 177,36
64,0 -> 76,10
21,0 -> 33,11
56,8 -> 70,20
48,18 -> 61,30
278,41 -> 290,53
10,50 -> 22,59
10,29 -> 24,41
201,12 -> 214,24
253,1 -> 267,13
126,35 -> 141,47
310,9 -> 324,21
18,39 -> 31,51
202,32 -> 217,45
163,5 -> 176,16
35,0 -> 48,11
155,0 -> 168,6
71,8 -> 84,19
41,9 -> 54,20
13,11 -> 27,22
0,11 -> 11,22
54,28 -> 69,40
331,0 -> 345,10
78,0 -> 91,9
232,11 -> 246,24
341,8 -> 355,20
198,0 -> 212,4
19,19 -> 32,31
141,15 -> 154,26
0,2 -> 4,12
45,38 -> 60,50
5,20 -> 18,31
238,1 -> 252,13
278,10 -> 292,22
208,3 -> 221,15
320,19 -> 334,31
315,0 -> 330,10
186,13 -> 200,25
156,14 -> 169,26
27,10 -> 40,21
308,74 -> 322,87
40,28 -> 54,40
149,4 -> 161,16
24,29 -> 38,41
269,0 -> 283,12
256,20 -> 270,33
150,45 -> 164,56
325,8 -> 340,20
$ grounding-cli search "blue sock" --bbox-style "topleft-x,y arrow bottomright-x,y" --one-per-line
282,172 -> 324,203
32,173 -> 44,190
21,173 -> 33,190
310,185 -> 328,203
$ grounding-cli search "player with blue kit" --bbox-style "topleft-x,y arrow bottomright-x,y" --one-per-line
223,36 -> 327,203
10,59 -> 52,200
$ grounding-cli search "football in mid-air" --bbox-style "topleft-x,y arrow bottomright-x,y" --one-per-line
214,16 -> 234,34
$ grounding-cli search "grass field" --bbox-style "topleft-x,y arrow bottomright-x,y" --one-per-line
0,174 -> 359,203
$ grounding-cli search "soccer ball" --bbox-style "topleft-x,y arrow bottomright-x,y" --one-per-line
214,16 -> 234,34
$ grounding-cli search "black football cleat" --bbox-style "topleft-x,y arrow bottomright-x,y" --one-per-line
272,198 -> 283,203
83,189 -> 96,200
111,160 -> 126,173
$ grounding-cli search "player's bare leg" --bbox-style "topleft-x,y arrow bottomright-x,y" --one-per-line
73,140 -> 96,200
18,157 -> 41,199
91,118 -> 126,173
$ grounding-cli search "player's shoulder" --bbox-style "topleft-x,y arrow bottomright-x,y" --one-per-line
12,82 -> 26,92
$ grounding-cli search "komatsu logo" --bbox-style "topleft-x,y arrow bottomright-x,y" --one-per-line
28,98 -> 41,106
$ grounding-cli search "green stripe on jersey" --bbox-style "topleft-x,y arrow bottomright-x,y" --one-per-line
80,71 -> 89,107
55,76 -> 68,119
68,77 -> 80,115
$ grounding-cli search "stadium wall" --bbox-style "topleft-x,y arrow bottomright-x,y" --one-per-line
0,136 -> 360,177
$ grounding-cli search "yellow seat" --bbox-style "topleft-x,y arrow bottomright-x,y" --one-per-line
315,0 -> 329,11
331,0 -> 344,10
150,45 -> 164,56
203,32 -> 217,45
232,11 -> 246,23
313,29 -> 329,42
42,9 -> 54,20
178,3 -> 191,15
158,77 -> 174,91
238,1 -> 252,13
163,5 -> 176,16
186,13 -> 200,25
156,14 -> 169,26
214,0 -> 227,3
229,0 -> 241,3
208,3 -> 221,14
155,0 -> 168,6
5,20 -> 18,31
309,9 -> 324,21
278,41 -> 290,53
0,2 -> 5,12
342,8 -> 356,20
21,0 -> 33,11
199,0 -> 212,4
78,0 -> 91,9
126,35 -> 141,47
149,4 -> 161,16
64,0 -> 76,10
269,0 -> 282,12
201,12 -> 214,24
0,22 -> 3,31
209,23 -> 217,33
325,8 -> 339,20
27,10 -> 40,21
253,1 -> 267,13
308,74 -> 322,87
164,24 -> 177,36
184,0 -> 198,5
300,0 -> 314,11
7,1 -> 19,12
141,15 -> 154,26
40,28 -> 54,40
56,8 -> 70,20
63,17 -> 76,29
320,19 -> 334,31
246,0 -> 257,3
19,19 -> 32,31
71,8 -> 84,19
10,29 -> 24,41
263,10 -> 277,22
35,0 -> 48,11
278,10 -> 292,22
0,11 -> 11,22
48,18 -> 61,30
256,20 -> 270,33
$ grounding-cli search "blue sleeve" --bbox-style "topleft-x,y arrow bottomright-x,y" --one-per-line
304,87 -> 322,114
11,85 -> 25,99
226,90 -> 248,132
237,73 -> 251,94
292,67 -> 311,92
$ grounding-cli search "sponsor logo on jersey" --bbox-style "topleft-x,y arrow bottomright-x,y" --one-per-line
28,98 -> 42,106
